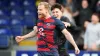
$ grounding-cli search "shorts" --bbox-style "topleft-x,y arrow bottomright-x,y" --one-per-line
58,44 -> 69,56
37,48 -> 59,56
58,48 -> 69,56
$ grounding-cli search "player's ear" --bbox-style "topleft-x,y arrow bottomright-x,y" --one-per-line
61,6 -> 64,13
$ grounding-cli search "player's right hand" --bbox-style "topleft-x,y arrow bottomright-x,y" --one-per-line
15,36 -> 25,43
75,47 -> 80,54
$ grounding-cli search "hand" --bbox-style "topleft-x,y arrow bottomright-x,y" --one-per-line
72,11 -> 79,17
91,43 -> 98,51
15,36 -> 25,43
75,47 -> 80,54
84,21 -> 90,28
83,45 -> 88,50
63,22 -> 71,28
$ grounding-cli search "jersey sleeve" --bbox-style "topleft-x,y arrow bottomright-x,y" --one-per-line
55,18 -> 66,31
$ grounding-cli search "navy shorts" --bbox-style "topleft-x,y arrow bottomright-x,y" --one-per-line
37,48 -> 59,56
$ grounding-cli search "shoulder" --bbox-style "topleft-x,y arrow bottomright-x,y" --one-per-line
51,16 -> 64,26
61,16 -> 69,22
86,23 -> 92,28
51,16 -> 61,23
98,23 -> 100,25
87,23 -> 92,26
97,23 -> 100,27
61,16 -> 68,19
53,17 -> 63,24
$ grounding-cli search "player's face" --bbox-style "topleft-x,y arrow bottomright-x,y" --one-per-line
52,8 -> 62,19
91,15 -> 99,24
38,5 -> 47,18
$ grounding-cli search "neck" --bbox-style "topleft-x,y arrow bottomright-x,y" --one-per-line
57,15 -> 62,20
57,17 -> 61,20
93,22 -> 99,24
45,13 -> 51,19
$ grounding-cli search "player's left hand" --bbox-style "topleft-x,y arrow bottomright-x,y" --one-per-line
75,47 -> 80,54
62,22 -> 71,28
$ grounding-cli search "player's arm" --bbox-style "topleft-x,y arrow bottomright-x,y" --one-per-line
15,26 -> 38,43
55,18 -> 80,54
22,26 -> 38,39
62,21 -> 71,27
61,16 -> 71,27
61,29 -> 78,49
61,16 -> 77,29
61,27 -> 80,54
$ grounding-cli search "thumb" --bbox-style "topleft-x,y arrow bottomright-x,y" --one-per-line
75,48 -> 80,54
16,36 -> 21,39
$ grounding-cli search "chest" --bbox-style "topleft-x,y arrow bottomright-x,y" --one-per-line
87,24 -> 100,33
37,19 -> 56,32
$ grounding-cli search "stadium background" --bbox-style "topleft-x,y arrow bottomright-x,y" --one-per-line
0,0 -> 99,56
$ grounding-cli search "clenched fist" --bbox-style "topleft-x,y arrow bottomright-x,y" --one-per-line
15,36 -> 25,43
75,47 -> 80,54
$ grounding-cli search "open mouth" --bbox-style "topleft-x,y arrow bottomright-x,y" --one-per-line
38,13 -> 42,15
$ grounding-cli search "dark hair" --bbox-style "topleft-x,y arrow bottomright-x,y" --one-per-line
51,3 -> 62,11
92,13 -> 100,21
82,0 -> 89,2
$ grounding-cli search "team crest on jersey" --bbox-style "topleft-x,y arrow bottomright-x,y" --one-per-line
39,28 -> 44,32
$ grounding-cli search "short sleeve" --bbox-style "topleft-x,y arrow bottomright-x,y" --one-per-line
54,18 -> 65,31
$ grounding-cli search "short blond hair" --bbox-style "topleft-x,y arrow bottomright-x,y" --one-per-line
38,2 -> 50,10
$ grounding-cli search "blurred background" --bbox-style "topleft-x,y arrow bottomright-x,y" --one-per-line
0,0 -> 99,56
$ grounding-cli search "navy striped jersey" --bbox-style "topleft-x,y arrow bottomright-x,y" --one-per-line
37,17 -> 65,51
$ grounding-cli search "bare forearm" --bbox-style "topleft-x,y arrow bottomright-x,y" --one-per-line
22,30 -> 37,39
66,33 -> 77,48
62,29 -> 78,48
